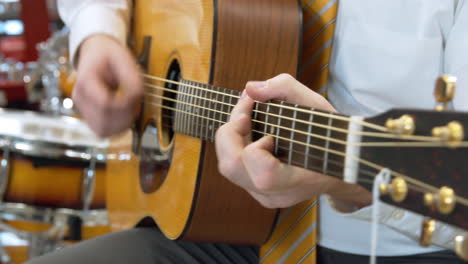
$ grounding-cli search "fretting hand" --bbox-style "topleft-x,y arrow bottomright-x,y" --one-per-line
215,74 -> 371,210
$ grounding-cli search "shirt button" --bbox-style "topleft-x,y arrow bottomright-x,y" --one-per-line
391,210 -> 405,220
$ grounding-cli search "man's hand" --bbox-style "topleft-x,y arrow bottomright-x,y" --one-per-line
73,35 -> 143,137
215,74 -> 371,210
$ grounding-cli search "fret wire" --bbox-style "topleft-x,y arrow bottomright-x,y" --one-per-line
322,116 -> 333,174
183,81 -> 189,136
145,99 -> 468,203
173,82 -> 179,131
182,80 -> 188,135
253,101 -> 260,140
205,84 -> 212,140
204,83 -> 210,140
200,83 -> 207,140
304,111 -> 314,171
144,83 -> 438,142
191,81 -> 198,137
264,103 -> 271,136
194,81 -> 206,139
288,104 -> 298,165
275,102 -> 284,156
178,81 -> 185,133
212,86 -> 220,141
184,81 -> 190,135
228,89 -> 234,123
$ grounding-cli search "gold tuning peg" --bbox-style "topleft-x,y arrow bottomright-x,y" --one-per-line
434,75 -> 457,111
385,115 -> 415,135
455,234 -> 468,261
420,219 -> 436,247
432,121 -> 464,147
423,186 -> 456,215
379,177 -> 408,202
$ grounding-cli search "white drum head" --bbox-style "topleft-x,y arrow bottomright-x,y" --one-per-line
0,109 -> 108,160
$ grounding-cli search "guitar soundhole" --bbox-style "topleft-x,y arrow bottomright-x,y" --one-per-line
138,60 -> 180,193
161,59 -> 180,146
139,122 -> 172,193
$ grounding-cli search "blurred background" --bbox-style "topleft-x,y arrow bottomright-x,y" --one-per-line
0,1 -> 110,263
0,0 -> 74,115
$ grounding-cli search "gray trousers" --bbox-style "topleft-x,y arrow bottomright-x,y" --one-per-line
27,227 -> 466,264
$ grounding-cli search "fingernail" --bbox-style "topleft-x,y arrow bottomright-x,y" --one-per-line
248,81 -> 267,89
240,89 -> 247,99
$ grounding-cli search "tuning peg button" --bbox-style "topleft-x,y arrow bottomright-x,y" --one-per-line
423,186 -> 456,215
455,234 -> 468,261
434,75 -> 457,111
420,219 -> 436,247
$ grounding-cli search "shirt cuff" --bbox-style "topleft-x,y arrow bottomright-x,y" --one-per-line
322,195 -> 460,249
68,4 -> 128,66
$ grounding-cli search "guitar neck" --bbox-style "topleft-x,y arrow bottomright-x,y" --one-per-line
172,79 -> 352,178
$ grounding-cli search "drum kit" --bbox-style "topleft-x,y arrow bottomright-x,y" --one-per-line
0,28 -> 111,263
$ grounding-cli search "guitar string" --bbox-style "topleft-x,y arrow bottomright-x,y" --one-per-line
142,74 -> 387,132
145,90 -> 468,148
144,98 -> 468,206
143,83 -> 439,142
158,120 -> 453,198
146,92 -> 348,146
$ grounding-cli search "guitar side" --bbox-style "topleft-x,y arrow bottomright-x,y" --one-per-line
107,0 -> 301,245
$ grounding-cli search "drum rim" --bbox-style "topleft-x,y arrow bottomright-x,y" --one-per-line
0,136 -> 107,162
0,108 -> 107,162
0,202 -> 108,226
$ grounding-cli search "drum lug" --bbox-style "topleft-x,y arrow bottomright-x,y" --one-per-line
81,156 -> 97,211
0,140 -> 11,201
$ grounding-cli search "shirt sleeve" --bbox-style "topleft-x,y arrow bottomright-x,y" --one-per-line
323,195 -> 461,250
57,0 -> 131,64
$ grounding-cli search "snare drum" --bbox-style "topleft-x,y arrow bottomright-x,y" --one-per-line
0,109 -> 107,209
0,109 -> 110,262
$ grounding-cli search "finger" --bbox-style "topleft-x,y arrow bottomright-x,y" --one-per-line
215,113 -> 250,161
215,92 -> 258,188
108,47 -> 143,104
72,79 -> 112,137
245,73 -> 336,112
229,90 -> 254,121
242,136 -> 292,192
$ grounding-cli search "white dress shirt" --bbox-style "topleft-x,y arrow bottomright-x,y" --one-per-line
58,0 -> 467,256
323,0 -> 467,255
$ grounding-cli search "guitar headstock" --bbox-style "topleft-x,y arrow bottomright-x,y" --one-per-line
359,75 -> 468,259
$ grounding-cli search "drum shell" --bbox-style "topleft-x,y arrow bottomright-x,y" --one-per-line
1,155 -> 106,210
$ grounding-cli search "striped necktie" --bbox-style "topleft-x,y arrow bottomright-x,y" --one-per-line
259,0 -> 338,263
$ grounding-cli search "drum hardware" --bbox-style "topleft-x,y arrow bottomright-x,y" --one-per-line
0,139 -> 11,202
0,202 -> 108,261
0,249 -> 11,264
81,155 -> 97,212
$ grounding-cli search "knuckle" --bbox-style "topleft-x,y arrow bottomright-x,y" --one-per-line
252,172 -> 275,192
217,157 -> 241,179
276,73 -> 294,83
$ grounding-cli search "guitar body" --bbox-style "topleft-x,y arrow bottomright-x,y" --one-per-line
107,0 -> 301,244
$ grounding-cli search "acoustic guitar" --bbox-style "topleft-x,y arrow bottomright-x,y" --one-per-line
106,0 -> 468,256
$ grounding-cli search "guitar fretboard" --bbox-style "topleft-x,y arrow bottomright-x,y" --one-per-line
173,79 -> 349,176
